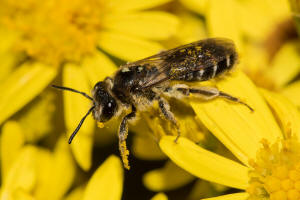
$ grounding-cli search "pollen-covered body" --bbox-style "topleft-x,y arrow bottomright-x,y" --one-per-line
54,38 -> 252,170
112,65 -> 158,108
89,38 -> 250,169
110,38 -> 238,110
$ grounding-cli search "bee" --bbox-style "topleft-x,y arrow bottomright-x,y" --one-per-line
52,38 -> 253,169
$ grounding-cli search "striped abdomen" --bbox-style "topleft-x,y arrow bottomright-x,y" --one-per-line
173,52 -> 237,82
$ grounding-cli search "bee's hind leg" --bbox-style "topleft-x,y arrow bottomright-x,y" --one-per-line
173,85 -> 253,111
118,105 -> 136,170
157,97 -> 181,143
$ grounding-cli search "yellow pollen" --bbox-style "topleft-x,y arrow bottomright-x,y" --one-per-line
119,140 -> 130,170
295,181 -> 300,190
97,122 -> 105,128
288,190 -> 299,200
274,166 -> 289,179
264,177 -> 281,192
247,136 -> 300,200
289,170 -> 300,181
0,0 -> 105,66
281,179 -> 293,191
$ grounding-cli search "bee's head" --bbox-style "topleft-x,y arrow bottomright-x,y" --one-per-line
92,81 -> 118,122
51,81 -> 117,144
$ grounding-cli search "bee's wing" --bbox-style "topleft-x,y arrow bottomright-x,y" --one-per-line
123,48 -> 174,89
126,38 -> 235,89
127,40 -> 205,65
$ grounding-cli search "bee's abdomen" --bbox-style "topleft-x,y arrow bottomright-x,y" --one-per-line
175,53 -> 237,82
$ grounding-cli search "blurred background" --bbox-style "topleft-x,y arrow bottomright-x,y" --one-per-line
0,0 -> 300,199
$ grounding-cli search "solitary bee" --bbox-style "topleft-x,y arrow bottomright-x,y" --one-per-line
53,38 -> 253,169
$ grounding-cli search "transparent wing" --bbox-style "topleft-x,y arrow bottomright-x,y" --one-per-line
123,38 -> 235,89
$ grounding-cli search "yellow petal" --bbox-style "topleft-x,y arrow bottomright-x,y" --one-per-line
0,27 -> 18,81
201,192 -> 248,200
206,0 -> 242,51
179,0 -> 209,15
159,136 -> 249,189
241,42 -> 269,76
63,186 -> 84,200
17,91 -> 55,142
168,12 -> 207,45
191,71 -> 282,165
34,137 -> 75,200
0,27 -> 18,54
98,31 -> 163,61
260,89 -> 300,138
265,42 -> 300,88
63,63 -> 95,170
12,189 -> 35,200
33,149 -> 52,199
103,12 -> 178,40
0,121 -> 25,182
82,52 -> 117,86
0,62 -> 57,125
52,138 -> 75,198
0,27 -> 19,79
132,135 -> 166,160
1,146 -> 37,199
107,0 -> 172,12
237,0 -> 289,39
150,193 -> 168,200
143,161 -> 194,191
187,180 -> 225,200
281,80 -> 300,107
83,155 -> 123,200
0,52 -> 16,82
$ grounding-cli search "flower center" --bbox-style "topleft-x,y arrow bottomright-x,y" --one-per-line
1,0 -> 105,66
247,137 -> 300,200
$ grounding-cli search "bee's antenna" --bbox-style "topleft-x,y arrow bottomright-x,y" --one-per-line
51,85 -> 93,101
68,105 -> 95,144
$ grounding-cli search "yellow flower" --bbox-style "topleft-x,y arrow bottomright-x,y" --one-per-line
0,120 -> 124,200
158,70 -> 300,200
67,155 -> 124,200
0,121 -> 75,200
0,0 -> 179,170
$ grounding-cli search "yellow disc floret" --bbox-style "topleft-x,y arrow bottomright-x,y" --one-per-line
0,0 -> 104,66
247,135 -> 300,200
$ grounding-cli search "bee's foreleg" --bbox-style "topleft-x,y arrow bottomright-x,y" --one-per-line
157,97 -> 180,142
118,105 -> 136,170
166,85 -> 253,111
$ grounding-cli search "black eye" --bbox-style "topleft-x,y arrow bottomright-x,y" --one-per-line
100,98 -> 117,122
93,81 -> 118,122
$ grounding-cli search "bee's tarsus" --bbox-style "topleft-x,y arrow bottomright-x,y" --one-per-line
174,134 -> 180,143
219,91 -> 254,112
240,101 -> 254,112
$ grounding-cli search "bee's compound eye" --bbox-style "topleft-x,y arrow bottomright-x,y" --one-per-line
92,81 -> 118,122
100,98 -> 118,122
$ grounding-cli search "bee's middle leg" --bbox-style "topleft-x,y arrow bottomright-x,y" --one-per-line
118,105 -> 136,169
157,97 -> 180,142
